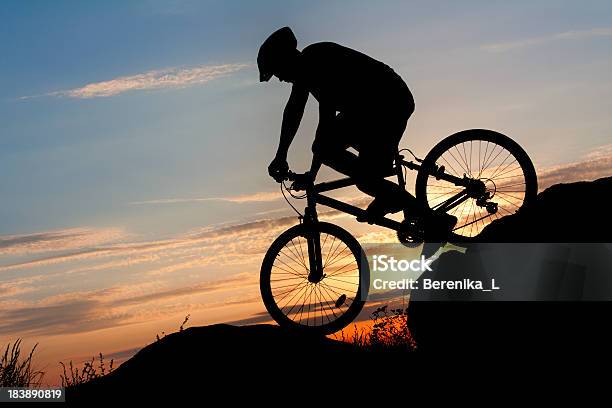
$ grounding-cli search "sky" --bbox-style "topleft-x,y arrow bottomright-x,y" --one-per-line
1,0 -> 612,384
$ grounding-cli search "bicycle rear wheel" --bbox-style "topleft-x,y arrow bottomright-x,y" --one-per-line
260,222 -> 367,335
415,129 -> 538,240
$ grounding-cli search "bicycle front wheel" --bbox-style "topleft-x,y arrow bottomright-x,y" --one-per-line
260,222 -> 367,335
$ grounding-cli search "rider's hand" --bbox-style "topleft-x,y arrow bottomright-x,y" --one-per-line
291,171 -> 313,191
268,156 -> 289,182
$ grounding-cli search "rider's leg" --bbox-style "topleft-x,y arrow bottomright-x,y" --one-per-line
315,145 -> 417,214
353,142 -> 419,219
351,95 -> 418,219
312,111 -> 419,220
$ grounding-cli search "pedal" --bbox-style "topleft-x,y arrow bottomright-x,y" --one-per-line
335,294 -> 347,308
356,213 -> 377,224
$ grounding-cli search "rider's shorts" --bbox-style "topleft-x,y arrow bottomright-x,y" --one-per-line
323,78 -> 414,178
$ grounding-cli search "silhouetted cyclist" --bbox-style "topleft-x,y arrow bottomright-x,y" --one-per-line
259,27 -> 456,239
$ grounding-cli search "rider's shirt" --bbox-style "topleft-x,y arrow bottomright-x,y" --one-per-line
295,42 -> 412,114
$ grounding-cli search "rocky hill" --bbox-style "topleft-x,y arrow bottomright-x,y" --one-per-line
408,176 -> 612,353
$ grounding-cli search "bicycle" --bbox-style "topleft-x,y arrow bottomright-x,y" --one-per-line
260,129 -> 537,334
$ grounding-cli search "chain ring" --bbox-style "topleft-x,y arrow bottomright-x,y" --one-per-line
397,216 -> 425,248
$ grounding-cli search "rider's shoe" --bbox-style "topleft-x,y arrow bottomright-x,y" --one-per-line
356,198 -> 403,224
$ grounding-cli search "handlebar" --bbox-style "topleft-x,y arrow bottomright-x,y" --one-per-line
282,170 -> 313,192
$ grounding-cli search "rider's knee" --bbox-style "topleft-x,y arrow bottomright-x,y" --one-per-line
407,98 -> 415,117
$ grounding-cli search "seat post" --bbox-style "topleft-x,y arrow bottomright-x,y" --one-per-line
395,153 -> 406,189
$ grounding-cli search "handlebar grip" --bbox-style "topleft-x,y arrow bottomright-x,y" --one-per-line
285,171 -> 297,181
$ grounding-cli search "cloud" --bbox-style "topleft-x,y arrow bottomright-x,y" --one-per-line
129,191 -> 281,205
0,299 -> 131,336
128,182 -> 374,209
0,227 -> 128,256
0,272 -> 259,336
128,186 -> 371,207
0,217 -> 290,273
192,215 -> 297,239
0,193 -> 367,274
0,276 -> 47,299
225,311 -> 274,326
23,63 -> 249,99
110,272 -> 257,307
537,144 -> 612,190
481,27 -> 612,52
357,230 -> 398,244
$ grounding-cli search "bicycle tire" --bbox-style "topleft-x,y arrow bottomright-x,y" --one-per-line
260,222 -> 368,335
415,129 -> 538,241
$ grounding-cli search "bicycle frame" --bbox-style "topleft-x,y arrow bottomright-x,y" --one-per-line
299,154 -> 476,282
303,155 -> 474,230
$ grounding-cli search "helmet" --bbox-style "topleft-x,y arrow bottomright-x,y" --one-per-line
257,27 -> 297,82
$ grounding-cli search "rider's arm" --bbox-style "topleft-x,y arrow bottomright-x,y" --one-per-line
275,84 -> 309,161
309,153 -> 322,178
309,103 -> 336,179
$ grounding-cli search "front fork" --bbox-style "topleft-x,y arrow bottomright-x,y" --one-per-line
304,205 -> 325,283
